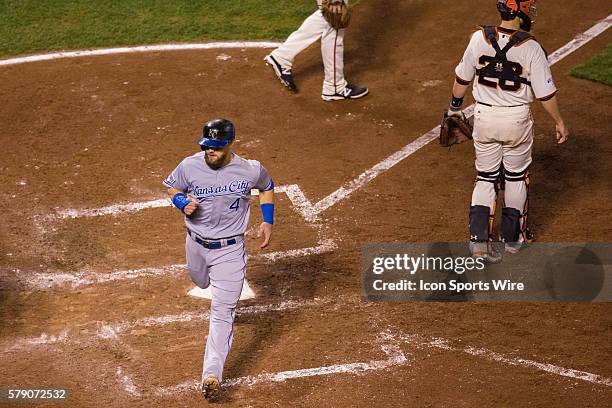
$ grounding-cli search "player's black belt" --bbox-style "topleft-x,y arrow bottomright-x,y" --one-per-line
477,101 -> 526,108
187,229 -> 240,250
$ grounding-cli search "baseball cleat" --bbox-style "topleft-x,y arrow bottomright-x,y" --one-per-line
504,242 -> 524,254
264,55 -> 297,92
321,84 -> 369,101
202,376 -> 220,402
469,241 -> 502,264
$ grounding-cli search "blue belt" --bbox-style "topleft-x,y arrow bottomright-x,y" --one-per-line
187,229 -> 238,250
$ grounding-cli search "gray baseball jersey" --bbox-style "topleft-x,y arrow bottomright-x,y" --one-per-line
163,152 -> 273,238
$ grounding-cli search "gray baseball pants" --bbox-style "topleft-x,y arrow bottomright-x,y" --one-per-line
185,234 -> 246,383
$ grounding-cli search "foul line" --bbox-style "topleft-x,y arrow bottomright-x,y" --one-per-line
312,13 -> 612,214
0,42 -> 281,66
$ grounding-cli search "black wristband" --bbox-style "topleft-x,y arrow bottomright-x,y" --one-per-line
451,95 -> 464,109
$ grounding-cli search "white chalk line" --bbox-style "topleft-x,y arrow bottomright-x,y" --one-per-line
151,329 -> 407,396
15,233 -> 336,290
259,238 -> 336,262
116,367 -> 142,398
312,13 -> 612,214
14,264 -> 186,290
401,333 -> 612,388
1,296 -> 337,353
20,183 -> 333,290
0,42 -> 281,66
1,329 -> 73,353
54,184 -> 316,222
96,296 -> 335,341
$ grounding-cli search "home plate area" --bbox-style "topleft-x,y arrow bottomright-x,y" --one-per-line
24,184 -> 335,296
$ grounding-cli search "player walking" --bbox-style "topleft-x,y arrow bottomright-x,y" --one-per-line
264,0 -> 368,101
163,118 -> 275,401
446,0 -> 569,260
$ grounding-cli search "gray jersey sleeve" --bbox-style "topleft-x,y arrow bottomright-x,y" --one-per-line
163,160 -> 189,191
255,163 -> 274,191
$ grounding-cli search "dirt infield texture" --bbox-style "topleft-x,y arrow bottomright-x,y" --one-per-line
1,0 -> 611,406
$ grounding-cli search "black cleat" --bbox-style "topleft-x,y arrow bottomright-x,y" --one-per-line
264,54 -> 297,92
322,84 -> 369,101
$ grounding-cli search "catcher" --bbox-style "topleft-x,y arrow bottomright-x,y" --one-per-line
444,0 -> 569,262
264,0 -> 368,100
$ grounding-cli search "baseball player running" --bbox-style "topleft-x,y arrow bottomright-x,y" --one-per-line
264,0 -> 368,100
447,0 -> 569,261
163,118 -> 275,401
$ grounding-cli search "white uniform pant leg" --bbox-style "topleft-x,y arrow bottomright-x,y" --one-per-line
471,107 -> 503,211
321,26 -> 347,95
502,110 -> 534,242
471,105 -> 533,241
270,10 -> 327,68
202,242 -> 246,383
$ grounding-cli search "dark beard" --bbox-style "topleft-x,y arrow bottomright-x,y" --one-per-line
205,152 -> 226,169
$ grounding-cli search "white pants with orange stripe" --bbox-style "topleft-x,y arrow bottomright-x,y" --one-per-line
269,8 -> 347,95
471,103 -> 533,242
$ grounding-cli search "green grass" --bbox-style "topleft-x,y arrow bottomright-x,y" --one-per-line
0,0 -> 314,57
570,43 -> 612,87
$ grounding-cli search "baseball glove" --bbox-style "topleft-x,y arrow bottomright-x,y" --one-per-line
322,0 -> 351,30
439,112 -> 473,147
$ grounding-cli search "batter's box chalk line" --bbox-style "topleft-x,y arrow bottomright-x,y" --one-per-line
16,235 -> 336,292
95,296 -> 340,341
51,184 -> 319,222
23,184 -> 337,293
111,329 -> 408,398
1,296 -> 343,353
399,331 -> 612,388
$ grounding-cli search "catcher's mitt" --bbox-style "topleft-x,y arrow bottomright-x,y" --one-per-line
322,0 -> 351,30
439,112 -> 473,147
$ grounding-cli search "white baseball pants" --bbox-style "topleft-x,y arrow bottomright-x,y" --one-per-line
270,9 -> 348,95
471,104 -> 533,241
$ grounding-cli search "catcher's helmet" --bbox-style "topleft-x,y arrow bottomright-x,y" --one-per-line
198,118 -> 235,149
497,0 -> 537,31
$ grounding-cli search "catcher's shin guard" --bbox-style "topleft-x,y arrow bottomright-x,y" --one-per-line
501,207 -> 521,242
469,205 -> 491,242
471,166 -> 502,241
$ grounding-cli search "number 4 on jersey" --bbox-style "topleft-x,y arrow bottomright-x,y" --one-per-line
229,198 -> 240,211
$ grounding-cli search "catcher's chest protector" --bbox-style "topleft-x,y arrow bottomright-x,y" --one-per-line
476,26 -> 533,90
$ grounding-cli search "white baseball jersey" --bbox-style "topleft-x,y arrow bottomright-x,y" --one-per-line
455,26 -> 557,106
